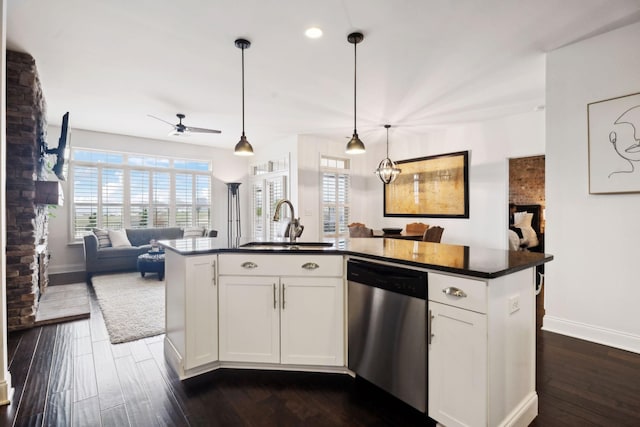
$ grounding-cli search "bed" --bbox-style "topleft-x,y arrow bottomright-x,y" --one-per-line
509,204 -> 542,251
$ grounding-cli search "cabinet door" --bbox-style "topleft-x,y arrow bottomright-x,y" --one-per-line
280,277 -> 344,366
219,275 -> 280,363
184,255 -> 218,370
428,301 -> 487,427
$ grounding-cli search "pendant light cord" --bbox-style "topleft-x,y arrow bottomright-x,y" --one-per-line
386,127 -> 389,157
353,41 -> 357,134
241,46 -> 246,136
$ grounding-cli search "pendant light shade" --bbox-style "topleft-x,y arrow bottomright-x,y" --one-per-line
234,38 -> 254,156
346,32 -> 365,154
375,125 -> 401,184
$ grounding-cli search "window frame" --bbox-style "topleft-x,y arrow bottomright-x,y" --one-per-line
320,155 -> 351,240
69,148 -> 212,242
249,155 -> 290,241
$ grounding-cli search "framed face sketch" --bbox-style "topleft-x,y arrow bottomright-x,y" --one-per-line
384,151 -> 469,218
588,92 -> 640,194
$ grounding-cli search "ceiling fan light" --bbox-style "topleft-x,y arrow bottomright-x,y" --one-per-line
375,158 -> 401,184
234,134 -> 254,156
346,132 -> 366,154
169,129 -> 188,137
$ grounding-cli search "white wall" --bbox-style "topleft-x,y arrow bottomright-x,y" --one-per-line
360,112 -> 545,249
47,128 -> 247,273
545,22 -> 640,353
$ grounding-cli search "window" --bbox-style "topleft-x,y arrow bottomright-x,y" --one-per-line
70,149 -> 211,240
321,156 -> 351,239
249,156 -> 289,241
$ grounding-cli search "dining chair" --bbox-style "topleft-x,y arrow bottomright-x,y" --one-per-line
349,225 -> 374,237
423,226 -> 444,243
406,222 -> 429,234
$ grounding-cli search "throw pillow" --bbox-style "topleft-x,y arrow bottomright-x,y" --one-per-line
93,228 -> 112,248
515,212 -> 534,228
183,226 -> 205,238
108,229 -> 132,247
513,211 -> 528,226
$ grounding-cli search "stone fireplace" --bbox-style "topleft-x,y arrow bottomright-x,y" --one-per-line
5,50 -> 51,331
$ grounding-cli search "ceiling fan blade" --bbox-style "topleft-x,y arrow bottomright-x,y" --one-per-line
185,126 -> 222,134
148,114 -> 176,127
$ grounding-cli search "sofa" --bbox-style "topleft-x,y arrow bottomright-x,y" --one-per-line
83,226 -> 216,279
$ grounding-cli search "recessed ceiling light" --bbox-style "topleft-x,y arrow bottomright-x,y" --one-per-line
305,27 -> 323,39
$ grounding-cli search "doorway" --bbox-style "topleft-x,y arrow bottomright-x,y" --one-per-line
508,155 -> 545,326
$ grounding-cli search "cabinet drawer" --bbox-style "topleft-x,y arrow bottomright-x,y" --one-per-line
219,254 -> 343,277
428,273 -> 487,314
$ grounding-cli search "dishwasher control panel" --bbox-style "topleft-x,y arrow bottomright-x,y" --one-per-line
347,259 -> 427,299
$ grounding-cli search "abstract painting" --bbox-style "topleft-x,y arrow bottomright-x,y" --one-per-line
588,92 -> 640,194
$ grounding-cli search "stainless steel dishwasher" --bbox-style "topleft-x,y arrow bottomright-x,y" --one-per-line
347,258 -> 428,412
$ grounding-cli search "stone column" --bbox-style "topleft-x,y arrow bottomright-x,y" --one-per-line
0,0 -> 16,405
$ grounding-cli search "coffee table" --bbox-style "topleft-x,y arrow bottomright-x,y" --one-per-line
136,251 -> 165,280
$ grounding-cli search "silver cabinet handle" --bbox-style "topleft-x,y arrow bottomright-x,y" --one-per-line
442,287 -> 467,298
273,283 -> 277,309
427,309 -> 434,345
282,283 -> 286,310
301,262 -> 319,270
241,261 -> 258,269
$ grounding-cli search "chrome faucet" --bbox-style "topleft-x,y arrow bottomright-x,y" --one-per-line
273,199 -> 304,242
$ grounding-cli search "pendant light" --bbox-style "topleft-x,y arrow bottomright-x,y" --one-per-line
346,32 -> 366,154
234,38 -> 254,156
375,125 -> 401,184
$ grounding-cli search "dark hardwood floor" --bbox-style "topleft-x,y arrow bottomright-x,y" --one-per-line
1,283 -> 640,426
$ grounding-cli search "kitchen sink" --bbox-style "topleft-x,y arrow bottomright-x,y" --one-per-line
240,241 -> 334,250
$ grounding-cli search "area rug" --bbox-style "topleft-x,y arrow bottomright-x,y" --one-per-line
91,272 -> 164,344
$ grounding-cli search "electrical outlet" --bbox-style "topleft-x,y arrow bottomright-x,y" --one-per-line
508,295 -> 520,314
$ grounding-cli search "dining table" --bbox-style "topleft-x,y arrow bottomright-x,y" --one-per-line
371,230 -> 424,241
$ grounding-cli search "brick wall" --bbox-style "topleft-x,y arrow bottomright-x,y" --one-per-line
509,155 -> 545,229
5,50 -> 49,331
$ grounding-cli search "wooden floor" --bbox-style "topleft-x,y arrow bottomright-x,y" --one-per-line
1,283 -> 640,426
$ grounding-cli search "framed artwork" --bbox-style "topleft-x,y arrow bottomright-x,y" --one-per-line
384,151 -> 469,218
588,91 -> 640,194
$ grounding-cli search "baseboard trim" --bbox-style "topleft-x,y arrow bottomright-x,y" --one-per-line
543,315 -> 640,354
0,373 -> 14,406
499,392 -> 537,427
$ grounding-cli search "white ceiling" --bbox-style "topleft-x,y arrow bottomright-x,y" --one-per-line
7,0 -> 640,150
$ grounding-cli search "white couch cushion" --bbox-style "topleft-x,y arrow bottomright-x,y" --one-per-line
108,229 -> 132,247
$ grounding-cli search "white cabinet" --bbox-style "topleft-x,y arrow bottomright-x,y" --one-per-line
218,275 -> 280,363
428,300 -> 487,427
428,269 -> 537,427
218,254 -> 344,367
280,276 -> 343,366
165,251 -> 218,376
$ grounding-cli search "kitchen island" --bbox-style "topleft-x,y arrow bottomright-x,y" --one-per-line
161,237 -> 552,427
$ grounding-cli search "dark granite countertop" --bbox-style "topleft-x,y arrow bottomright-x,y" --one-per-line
159,237 -> 553,279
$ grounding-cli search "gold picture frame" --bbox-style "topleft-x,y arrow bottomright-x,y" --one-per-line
384,151 -> 469,218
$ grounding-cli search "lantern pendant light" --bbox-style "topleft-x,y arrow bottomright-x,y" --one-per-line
346,32 -> 366,154
375,124 -> 401,184
234,38 -> 254,156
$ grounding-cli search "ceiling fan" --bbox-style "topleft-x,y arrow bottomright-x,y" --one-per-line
148,113 -> 221,136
